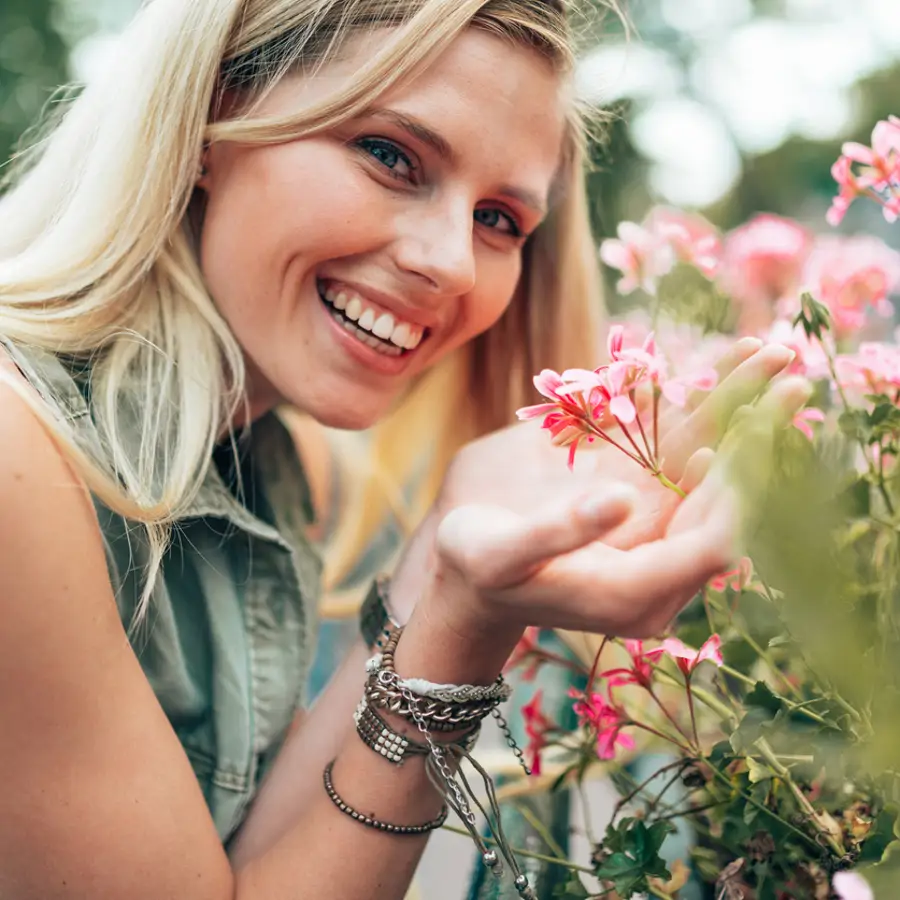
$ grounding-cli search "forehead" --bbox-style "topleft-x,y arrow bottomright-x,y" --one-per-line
380,28 -> 567,179
259,28 -> 568,189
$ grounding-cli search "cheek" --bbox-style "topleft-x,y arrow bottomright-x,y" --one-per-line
199,141 -> 390,316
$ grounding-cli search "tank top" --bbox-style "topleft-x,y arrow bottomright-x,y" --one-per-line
0,337 -> 322,844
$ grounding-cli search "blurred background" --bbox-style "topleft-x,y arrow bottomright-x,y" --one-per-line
2,1 -> 898,896
3,0 -> 900,246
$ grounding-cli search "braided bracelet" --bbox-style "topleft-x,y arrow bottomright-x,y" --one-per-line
355,697 -> 480,765
323,760 -> 448,835
365,630 -> 503,731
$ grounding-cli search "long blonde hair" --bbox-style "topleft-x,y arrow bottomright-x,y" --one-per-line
0,0 -> 607,618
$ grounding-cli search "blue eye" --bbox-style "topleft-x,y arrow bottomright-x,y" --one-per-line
357,137 -> 416,182
475,207 -> 522,238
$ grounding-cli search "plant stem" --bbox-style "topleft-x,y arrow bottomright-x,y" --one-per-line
647,686 -> 696,748
617,420 -> 653,468
611,759 -> 690,818
441,824 -> 595,874
755,736 -> 846,857
653,469 -> 687,497
513,801 -> 569,860
685,681 -> 700,747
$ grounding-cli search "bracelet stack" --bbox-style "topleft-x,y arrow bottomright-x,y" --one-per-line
335,576 -> 537,899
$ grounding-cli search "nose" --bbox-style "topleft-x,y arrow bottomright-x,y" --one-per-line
391,197 -> 477,296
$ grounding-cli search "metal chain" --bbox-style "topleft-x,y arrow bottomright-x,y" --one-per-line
491,707 -> 532,777
392,674 -> 479,831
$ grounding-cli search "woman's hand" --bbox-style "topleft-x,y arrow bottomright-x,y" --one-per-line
389,339 -> 798,627
438,338 -> 796,551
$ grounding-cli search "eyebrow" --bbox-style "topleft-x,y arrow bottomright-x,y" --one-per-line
366,107 -> 549,218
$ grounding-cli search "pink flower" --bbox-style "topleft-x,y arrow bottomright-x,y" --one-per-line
721,215 -> 813,333
842,117 -> 900,191
832,872 -> 874,900
504,627 -> 544,681
803,236 -> 900,338
763,320 -> 831,380
645,206 -> 723,278
835,341 -> 900,398
827,156 -> 873,226
601,639 -> 655,689
646,635 -> 724,678
521,690 -> 555,776
600,221 -> 675,295
516,369 -> 598,469
708,558 -> 754,593
792,407 -> 826,441
568,688 -> 635,761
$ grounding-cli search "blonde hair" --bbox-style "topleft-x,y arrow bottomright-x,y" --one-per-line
0,0 -> 608,619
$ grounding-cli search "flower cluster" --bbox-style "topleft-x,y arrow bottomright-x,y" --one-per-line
828,116 -> 900,226
599,207 -> 900,341
516,326 -> 716,472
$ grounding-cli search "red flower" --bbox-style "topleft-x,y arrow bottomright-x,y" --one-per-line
645,635 -> 724,679
601,639 -> 655,690
568,688 -> 635,761
504,627 -> 543,682
520,690 -> 555,776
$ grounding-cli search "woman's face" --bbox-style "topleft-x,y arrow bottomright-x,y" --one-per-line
199,28 -> 566,429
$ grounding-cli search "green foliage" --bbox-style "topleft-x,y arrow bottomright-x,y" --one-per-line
592,818 -> 673,896
0,0 -> 70,167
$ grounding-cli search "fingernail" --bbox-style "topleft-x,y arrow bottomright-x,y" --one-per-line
737,337 -> 763,352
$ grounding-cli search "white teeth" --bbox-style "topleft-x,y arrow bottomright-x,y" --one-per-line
320,282 -> 425,354
358,308 -> 376,331
390,322 -> 410,348
373,313 -> 395,340
345,297 -> 362,321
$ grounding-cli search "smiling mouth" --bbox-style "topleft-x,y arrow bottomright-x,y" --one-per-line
316,280 -> 427,358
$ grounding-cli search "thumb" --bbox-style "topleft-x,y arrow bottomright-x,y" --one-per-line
436,485 -> 637,591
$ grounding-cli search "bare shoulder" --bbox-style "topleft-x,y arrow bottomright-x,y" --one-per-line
0,359 -> 232,899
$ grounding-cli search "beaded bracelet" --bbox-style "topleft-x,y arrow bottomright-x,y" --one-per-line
355,697 -> 481,765
323,760 -> 448,835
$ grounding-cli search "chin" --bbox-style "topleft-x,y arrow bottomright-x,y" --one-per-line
290,394 -> 395,432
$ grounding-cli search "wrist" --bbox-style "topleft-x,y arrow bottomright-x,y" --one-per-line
393,562 -> 524,686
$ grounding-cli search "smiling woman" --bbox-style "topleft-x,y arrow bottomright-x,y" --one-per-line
0,1 -> 802,899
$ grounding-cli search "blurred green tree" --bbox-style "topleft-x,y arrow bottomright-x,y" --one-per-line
0,0 -> 69,168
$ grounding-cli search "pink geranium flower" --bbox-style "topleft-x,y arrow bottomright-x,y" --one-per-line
504,627 -> 544,682
568,688 -> 635,761
803,236 -> 900,338
646,635 -> 724,678
521,690 -> 555,776
646,206 -> 723,279
601,639 -> 655,689
600,221 -> 675,295
832,872 -> 874,900
835,342 -> 900,399
708,558 -> 754,593
792,407 -> 826,441
763,319 -> 831,380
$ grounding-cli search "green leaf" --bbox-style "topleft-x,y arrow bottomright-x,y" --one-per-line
593,818 -> 673,895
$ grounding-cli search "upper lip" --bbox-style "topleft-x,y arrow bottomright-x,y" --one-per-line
319,277 -> 441,331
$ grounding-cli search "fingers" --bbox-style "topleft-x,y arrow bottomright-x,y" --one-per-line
659,337 -> 764,431
512,501 -> 736,635
678,447 -> 715,494
436,485 -> 637,591
660,343 -> 796,482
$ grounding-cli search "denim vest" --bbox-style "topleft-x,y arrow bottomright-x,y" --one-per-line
1,338 -> 322,844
